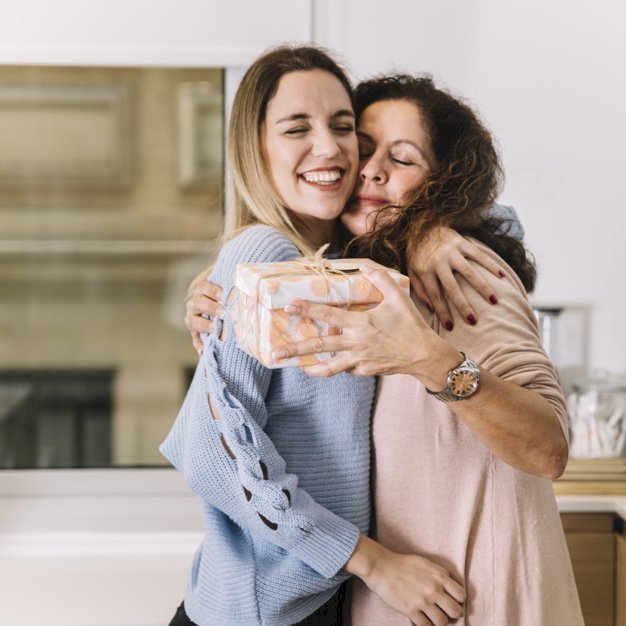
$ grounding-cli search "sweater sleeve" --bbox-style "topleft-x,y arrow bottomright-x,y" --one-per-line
441,241 -> 568,441
160,225 -> 360,579
485,203 -> 525,241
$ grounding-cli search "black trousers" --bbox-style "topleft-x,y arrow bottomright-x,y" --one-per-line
169,583 -> 347,626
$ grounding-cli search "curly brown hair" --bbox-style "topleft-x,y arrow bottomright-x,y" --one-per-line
345,74 -> 536,292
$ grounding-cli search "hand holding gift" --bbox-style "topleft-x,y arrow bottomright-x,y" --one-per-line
232,250 -> 409,369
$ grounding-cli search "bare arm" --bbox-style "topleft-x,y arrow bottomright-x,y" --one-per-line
344,535 -> 465,626
184,227 -> 507,353
276,266 -> 568,479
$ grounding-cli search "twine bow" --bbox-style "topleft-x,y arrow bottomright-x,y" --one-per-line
292,243 -> 360,307
296,243 -> 360,279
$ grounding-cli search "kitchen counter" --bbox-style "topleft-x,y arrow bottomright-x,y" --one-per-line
557,494 -> 626,519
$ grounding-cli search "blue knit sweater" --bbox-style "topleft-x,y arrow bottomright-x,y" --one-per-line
160,225 -> 375,626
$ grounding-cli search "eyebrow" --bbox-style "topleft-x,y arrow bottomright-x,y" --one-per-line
392,139 -> 430,163
275,109 -> 355,124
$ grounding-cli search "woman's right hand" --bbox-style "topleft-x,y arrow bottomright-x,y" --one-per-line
185,280 -> 225,354
344,535 -> 465,626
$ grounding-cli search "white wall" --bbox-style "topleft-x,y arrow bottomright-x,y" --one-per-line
317,0 -> 626,376
1,1 -> 625,623
0,0 -> 312,66
3,0 -> 622,372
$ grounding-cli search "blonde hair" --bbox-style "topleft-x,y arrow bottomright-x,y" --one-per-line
188,44 -> 354,294
225,44 -> 354,256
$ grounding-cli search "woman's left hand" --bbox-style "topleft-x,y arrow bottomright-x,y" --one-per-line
274,267 -> 458,383
409,227 -> 505,330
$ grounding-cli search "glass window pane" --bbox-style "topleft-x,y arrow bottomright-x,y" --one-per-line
0,66 -> 225,468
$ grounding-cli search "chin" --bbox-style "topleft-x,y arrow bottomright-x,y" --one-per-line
340,215 -> 366,237
341,203 -> 380,237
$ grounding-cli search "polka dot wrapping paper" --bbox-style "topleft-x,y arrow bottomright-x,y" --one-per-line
233,257 -> 409,368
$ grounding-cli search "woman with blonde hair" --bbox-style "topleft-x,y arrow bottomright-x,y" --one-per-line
162,45 -> 467,626
188,69 -> 583,623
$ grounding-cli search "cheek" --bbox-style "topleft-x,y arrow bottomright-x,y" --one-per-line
342,139 -> 359,179
395,170 -> 428,203
268,144 -> 296,185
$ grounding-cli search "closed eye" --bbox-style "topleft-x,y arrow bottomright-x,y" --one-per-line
391,157 -> 413,166
285,127 -> 308,136
333,124 -> 355,134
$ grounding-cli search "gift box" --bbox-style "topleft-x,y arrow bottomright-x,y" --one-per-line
232,256 -> 410,368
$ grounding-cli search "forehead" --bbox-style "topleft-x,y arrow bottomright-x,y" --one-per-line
358,99 -> 427,141
266,69 -> 353,118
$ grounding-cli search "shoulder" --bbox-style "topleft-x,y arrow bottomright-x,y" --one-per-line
447,238 -> 538,342
210,225 -> 301,289
466,238 -> 528,298
219,225 -> 301,265
446,239 -> 540,352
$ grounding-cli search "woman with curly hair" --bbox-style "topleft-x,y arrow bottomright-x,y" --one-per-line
277,74 -> 584,625
185,67 -> 584,624
163,49 -> 475,626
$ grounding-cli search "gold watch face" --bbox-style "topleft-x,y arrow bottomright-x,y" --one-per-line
449,369 -> 478,397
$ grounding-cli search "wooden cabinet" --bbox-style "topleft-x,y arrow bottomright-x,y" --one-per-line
561,512 -> 626,626
617,524 -> 626,626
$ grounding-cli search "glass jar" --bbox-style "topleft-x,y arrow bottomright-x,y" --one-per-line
533,306 -> 564,361
567,373 -> 626,458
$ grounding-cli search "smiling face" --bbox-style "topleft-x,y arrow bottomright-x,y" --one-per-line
262,69 -> 358,244
340,99 -> 436,236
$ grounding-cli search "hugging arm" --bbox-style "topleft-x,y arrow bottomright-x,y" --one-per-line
166,227 -> 466,623
185,207 -> 523,353
409,204 -> 524,329
185,270 -> 224,354
278,254 -> 567,479
163,229 -> 361,577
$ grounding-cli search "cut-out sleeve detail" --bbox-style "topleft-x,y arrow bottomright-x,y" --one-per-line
160,225 -> 361,579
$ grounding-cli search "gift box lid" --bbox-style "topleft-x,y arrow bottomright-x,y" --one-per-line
235,257 -> 409,309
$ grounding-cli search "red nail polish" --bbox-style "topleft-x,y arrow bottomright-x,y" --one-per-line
444,321 -> 454,332
467,314 -> 477,325
489,295 -> 498,304
498,271 -> 506,278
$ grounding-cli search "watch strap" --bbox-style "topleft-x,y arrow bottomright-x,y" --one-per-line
426,352 -> 480,402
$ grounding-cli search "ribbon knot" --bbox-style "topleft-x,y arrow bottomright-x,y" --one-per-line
297,243 -> 359,279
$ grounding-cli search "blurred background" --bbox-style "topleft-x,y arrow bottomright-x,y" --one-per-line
0,1 -> 625,624
1,0 -> 624,471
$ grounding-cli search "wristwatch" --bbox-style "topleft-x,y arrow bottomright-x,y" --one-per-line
426,352 -> 480,402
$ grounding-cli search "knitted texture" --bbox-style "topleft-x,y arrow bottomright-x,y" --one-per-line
491,203 -> 525,240
161,225 -> 374,626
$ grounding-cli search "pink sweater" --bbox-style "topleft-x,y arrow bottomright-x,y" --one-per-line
351,243 -> 584,626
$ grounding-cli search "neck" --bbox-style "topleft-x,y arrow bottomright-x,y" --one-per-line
293,215 -> 338,251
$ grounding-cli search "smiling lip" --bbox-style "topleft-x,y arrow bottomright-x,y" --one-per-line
299,167 -> 345,190
352,194 -> 389,206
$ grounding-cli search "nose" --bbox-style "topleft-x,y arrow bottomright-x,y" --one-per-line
311,128 -> 341,159
359,153 -> 387,184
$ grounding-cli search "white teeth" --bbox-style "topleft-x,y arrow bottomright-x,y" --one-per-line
302,170 -> 341,184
